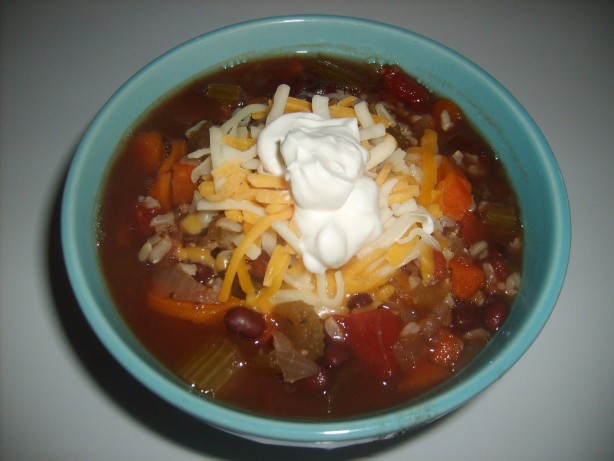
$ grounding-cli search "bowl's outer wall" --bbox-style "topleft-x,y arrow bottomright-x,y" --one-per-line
61,15 -> 570,445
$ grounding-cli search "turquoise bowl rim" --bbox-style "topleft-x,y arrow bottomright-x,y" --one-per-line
61,15 -> 571,445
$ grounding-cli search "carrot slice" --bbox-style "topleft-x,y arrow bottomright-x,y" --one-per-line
171,163 -> 196,206
436,158 -> 472,221
448,256 -> 484,299
131,131 -> 164,175
146,290 -> 240,324
148,171 -> 172,212
159,139 -> 188,174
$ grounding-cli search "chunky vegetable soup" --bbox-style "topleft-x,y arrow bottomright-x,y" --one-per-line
97,55 -> 522,419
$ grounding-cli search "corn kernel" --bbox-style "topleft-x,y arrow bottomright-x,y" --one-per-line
180,213 -> 207,235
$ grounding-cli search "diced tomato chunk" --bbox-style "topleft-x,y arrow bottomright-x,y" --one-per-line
429,327 -> 464,368
380,65 -> 431,112
432,249 -> 450,281
459,211 -> 485,246
346,309 -> 403,381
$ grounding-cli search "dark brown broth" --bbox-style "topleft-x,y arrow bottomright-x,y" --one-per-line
98,54 -> 522,420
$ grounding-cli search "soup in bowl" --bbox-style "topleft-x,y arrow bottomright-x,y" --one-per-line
61,15 -> 570,447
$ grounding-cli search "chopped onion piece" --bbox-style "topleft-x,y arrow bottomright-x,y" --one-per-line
272,331 -> 320,383
151,264 -> 217,303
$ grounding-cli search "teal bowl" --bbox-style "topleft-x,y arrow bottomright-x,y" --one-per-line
61,15 -> 570,447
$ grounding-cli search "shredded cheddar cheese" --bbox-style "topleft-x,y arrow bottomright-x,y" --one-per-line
181,85 -> 441,315
218,208 -> 293,302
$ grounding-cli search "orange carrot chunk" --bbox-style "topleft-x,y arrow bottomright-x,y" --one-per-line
448,255 -> 484,299
159,139 -> 188,174
436,158 -> 472,221
147,290 -> 240,325
130,131 -> 164,175
171,163 -> 197,206
148,171 -> 172,212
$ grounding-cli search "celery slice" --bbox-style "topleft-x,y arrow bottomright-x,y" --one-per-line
206,83 -> 242,101
482,202 -> 518,230
178,333 -> 241,396
313,58 -> 362,86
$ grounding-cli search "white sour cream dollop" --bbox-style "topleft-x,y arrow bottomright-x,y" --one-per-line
257,112 -> 382,274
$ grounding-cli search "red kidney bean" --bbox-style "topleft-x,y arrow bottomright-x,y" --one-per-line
224,306 -> 265,339
486,256 -> 509,281
322,342 -> 351,369
483,300 -> 508,332
451,302 -> 481,333
347,293 -> 373,310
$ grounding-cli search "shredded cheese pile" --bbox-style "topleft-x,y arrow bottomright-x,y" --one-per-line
155,85 -> 444,317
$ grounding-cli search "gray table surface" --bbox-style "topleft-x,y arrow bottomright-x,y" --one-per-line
2,1 -> 613,460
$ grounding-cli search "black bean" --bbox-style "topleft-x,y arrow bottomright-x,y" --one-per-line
224,306 -> 265,339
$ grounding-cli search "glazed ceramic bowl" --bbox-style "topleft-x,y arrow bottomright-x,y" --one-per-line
61,15 -> 570,447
